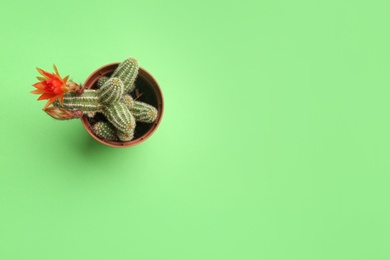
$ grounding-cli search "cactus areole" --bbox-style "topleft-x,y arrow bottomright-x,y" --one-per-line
32,58 -> 164,148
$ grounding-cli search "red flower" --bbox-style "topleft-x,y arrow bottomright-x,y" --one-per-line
31,65 -> 69,109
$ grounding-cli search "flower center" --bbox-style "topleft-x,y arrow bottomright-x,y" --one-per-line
44,79 -> 63,94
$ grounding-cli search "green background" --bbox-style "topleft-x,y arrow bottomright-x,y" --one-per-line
0,0 -> 389,259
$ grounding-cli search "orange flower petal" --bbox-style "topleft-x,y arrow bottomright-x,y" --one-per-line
63,75 -> 69,84
33,82 -> 46,89
38,93 -> 55,100
37,67 -> 56,79
36,67 -> 48,78
53,64 -> 60,77
31,89 -> 44,94
43,96 -> 60,110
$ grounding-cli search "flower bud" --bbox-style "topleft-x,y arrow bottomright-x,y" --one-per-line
44,107 -> 83,120
65,80 -> 83,95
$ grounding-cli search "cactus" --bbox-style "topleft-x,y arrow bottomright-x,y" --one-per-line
98,77 -> 124,104
103,102 -> 136,134
111,57 -> 138,93
97,76 -> 109,88
130,101 -> 158,123
54,90 -> 103,113
122,94 -> 135,109
93,121 -> 117,141
45,57 -> 158,142
117,128 -> 135,142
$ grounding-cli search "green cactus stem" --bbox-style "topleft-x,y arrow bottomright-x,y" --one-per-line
103,102 -> 136,135
54,90 -> 103,113
111,58 -> 138,93
130,101 -> 158,123
117,129 -> 134,141
98,77 -> 124,105
122,94 -> 135,109
97,76 -> 109,88
93,121 -> 117,141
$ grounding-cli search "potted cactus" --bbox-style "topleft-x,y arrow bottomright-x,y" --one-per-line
31,58 -> 163,147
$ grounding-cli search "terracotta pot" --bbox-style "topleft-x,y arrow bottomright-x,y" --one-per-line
81,63 -> 164,148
